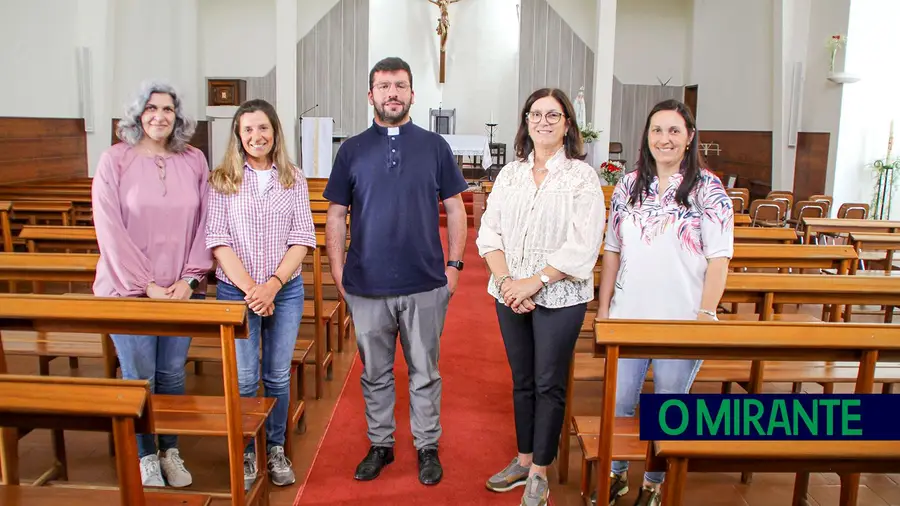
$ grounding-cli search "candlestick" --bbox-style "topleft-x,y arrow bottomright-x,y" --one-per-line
888,119 -> 894,161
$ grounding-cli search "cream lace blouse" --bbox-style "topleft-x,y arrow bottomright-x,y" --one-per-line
476,148 -> 606,308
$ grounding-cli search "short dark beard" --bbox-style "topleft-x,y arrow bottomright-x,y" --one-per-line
374,101 -> 411,126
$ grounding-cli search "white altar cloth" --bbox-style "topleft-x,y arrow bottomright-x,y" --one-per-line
441,134 -> 492,170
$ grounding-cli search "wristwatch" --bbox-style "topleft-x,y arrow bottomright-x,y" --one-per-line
539,272 -> 550,288
447,260 -> 464,271
183,276 -> 200,290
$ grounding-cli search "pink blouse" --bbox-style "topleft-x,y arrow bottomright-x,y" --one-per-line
205,164 -> 317,287
92,142 -> 213,297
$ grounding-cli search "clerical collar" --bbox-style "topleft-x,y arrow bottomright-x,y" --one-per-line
372,119 -> 414,136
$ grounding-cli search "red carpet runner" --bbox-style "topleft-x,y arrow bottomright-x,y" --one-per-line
295,226 -> 529,505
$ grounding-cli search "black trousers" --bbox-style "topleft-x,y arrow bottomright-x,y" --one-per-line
496,300 -> 587,466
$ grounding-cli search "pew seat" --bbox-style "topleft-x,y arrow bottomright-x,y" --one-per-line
0,486 -> 211,506
649,440 -> 900,506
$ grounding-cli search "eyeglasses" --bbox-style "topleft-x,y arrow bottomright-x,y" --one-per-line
525,111 -> 565,124
154,156 -> 167,196
372,81 -> 411,93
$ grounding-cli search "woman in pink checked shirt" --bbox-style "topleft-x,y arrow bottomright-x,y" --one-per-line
206,99 -> 316,488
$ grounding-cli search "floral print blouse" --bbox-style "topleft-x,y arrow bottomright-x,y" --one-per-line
604,169 -> 734,320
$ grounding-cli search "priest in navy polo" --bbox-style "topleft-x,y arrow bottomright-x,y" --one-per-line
323,56 -> 468,486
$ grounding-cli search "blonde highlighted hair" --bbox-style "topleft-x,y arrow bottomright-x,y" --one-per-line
209,99 -> 298,194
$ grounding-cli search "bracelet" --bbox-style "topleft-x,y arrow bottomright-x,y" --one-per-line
698,309 -> 718,320
495,274 -> 511,291
269,274 -> 285,288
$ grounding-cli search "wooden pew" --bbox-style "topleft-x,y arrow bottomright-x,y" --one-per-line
0,251 -> 317,459
592,320 -> 900,506
733,213 -> 750,227
12,226 -> 338,399
733,227 -> 797,244
0,202 -> 11,253
848,232 -> 900,276
18,225 -> 98,253
729,243 -> 856,273
0,375 -> 211,506
0,294 -> 268,505
722,272 -> 900,324
802,217 -> 900,244
562,271 -> 900,486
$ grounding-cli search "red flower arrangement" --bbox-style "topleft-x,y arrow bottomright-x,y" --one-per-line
599,160 -> 625,185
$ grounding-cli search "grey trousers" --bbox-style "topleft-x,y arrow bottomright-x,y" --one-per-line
344,284 -> 451,450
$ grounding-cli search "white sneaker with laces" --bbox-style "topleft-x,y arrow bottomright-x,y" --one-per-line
140,454 -> 165,487
159,448 -> 192,487
267,446 -> 296,486
244,452 -> 259,490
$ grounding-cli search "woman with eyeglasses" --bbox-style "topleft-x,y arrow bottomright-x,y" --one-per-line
476,87 -> 606,506
92,80 -> 212,488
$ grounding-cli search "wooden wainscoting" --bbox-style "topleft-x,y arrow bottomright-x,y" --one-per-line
793,132 -> 830,202
697,130 -> 772,198
111,119 -> 211,167
0,118 -> 88,185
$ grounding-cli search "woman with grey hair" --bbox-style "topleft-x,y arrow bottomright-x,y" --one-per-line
92,80 -> 212,488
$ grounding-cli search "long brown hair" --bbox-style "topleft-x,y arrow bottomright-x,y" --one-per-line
514,88 -> 585,161
629,99 -> 706,209
209,99 -> 297,195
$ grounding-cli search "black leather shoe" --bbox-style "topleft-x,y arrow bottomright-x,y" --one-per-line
354,446 -> 394,481
417,448 -> 442,485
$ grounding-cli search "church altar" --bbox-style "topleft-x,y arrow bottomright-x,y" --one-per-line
440,134 -> 492,170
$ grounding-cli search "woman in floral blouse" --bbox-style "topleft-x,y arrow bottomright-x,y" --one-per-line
597,99 -> 734,506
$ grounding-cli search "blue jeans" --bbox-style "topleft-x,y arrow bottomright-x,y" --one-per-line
611,358 -> 702,484
216,278 -> 303,453
111,294 -> 203,458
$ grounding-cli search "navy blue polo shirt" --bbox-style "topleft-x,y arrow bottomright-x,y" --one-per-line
323,120 -> 468,297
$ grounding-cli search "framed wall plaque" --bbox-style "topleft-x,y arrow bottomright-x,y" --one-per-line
207,79 -> 247,106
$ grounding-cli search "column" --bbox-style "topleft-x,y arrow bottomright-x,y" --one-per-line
276,0 -> 299,162
76,0 -> 117,174
174,0 -> 201,120
591,0 -> 617,165
772,0 -> 811,191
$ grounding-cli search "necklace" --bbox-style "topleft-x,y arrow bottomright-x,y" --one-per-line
533,166 -> 548,173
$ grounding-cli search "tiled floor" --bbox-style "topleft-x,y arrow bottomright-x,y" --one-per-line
7,304 -> 900,505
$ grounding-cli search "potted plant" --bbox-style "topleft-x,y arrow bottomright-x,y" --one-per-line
580,123 -> 600,144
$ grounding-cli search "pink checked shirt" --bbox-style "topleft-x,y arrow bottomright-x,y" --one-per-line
206,164 -> 317,287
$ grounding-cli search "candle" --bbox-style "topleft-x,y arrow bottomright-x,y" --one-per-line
490,110 -> 494,124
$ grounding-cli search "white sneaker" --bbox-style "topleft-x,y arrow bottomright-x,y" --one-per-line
267,446 -> 296,486
159,448 -> 192,487
140,454 -> 165,487
244,452 -> 258,490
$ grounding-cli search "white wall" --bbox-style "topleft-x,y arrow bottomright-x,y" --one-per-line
114,0 -> 203,119
614,0 -> 691,86
803,0 -> 850,197
297,0 -> 341,41
200,0 -> 276,79
369,0 -> 520,151
689,0 -> 774,131
832,0 -> 900,216
546,0 -> 596,51
0,0 -> 80,117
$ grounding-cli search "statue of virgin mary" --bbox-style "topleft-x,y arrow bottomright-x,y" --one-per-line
573,86 -> 586,128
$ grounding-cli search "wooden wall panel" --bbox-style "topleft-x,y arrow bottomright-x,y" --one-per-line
697,130 -> 772,199
297,0 -> 369,138
0,118 -> 87,185
111,118 -> 212,168
793,132 -> 830,202
519,0 -> 594,124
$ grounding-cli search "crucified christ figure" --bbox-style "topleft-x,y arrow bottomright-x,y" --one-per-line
429,0 -> 460,53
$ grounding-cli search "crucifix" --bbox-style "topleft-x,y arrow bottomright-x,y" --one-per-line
428,0 -> 461,83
